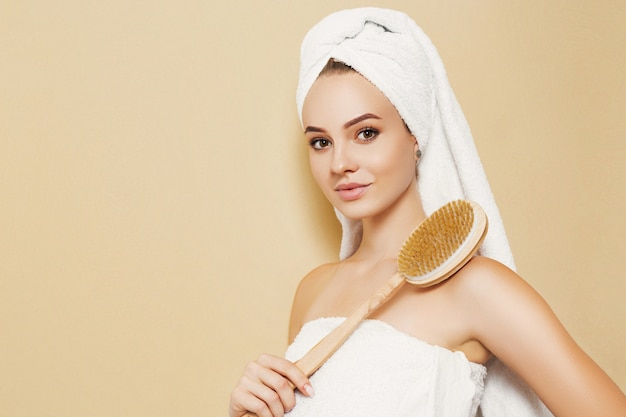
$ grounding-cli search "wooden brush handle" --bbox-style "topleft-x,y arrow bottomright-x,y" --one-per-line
295,272 -> 406,376
241,272 -> 406,417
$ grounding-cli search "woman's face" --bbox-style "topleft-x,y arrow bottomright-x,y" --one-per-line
302,72 -> 419,221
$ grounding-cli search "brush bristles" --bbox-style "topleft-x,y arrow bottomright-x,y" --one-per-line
398,200 -> 475,280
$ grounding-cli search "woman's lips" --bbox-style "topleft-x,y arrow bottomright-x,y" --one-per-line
335,183 -> 371,201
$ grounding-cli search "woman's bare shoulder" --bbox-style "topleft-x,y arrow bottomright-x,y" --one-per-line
299,262 -> 339,288
446,256 -> 550,330
288,261 -> 339,342
447,255 -> 534,300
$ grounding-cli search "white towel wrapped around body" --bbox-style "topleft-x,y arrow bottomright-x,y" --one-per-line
296,7 -> 553,417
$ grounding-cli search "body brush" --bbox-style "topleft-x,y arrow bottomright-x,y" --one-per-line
244,200 -> 487,417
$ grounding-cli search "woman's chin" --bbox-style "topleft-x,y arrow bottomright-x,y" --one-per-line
333,206 -> 373,222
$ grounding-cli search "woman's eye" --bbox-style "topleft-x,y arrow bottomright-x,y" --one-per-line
357,128 -> 378,142
309,138 -> 332,150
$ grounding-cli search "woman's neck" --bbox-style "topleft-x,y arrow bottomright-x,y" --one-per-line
350,191 -> 426,263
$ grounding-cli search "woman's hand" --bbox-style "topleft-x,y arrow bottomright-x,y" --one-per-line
229,353 -> 314,417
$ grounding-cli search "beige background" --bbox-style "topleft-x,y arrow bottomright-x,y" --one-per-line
1,0 -> 624,416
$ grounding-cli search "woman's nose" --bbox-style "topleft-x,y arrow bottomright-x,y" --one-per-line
331,142 -> 358,174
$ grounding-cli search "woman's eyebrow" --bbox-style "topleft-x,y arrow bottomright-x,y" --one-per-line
344,113 -> 381,128
304,125 -> 325,133
305,113 -> 382,134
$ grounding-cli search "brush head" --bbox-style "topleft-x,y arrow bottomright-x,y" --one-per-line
397,200 -> 488,287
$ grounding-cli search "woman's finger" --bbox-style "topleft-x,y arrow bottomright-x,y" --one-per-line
256,354 -> 315,399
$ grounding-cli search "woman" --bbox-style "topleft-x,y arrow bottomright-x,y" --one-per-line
229,8 -> 626,417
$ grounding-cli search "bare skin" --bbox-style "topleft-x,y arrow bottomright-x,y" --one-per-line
228,72 -> 626,417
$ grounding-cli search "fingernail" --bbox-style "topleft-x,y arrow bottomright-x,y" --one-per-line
303,383 -> 315,397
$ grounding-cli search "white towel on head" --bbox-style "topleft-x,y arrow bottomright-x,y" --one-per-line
296,7 -> 553,417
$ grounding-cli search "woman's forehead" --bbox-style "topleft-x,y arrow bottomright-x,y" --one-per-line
302,72 -> 401,127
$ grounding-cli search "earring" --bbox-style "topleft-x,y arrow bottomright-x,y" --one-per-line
415,149 -> 422,177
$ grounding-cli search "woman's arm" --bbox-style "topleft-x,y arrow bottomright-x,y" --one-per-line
459,257 -> 626,416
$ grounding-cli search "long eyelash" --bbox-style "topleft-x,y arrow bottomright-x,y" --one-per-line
308,138 -> 321,147
357,127 -> 379,140
308,138 -> 330,150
